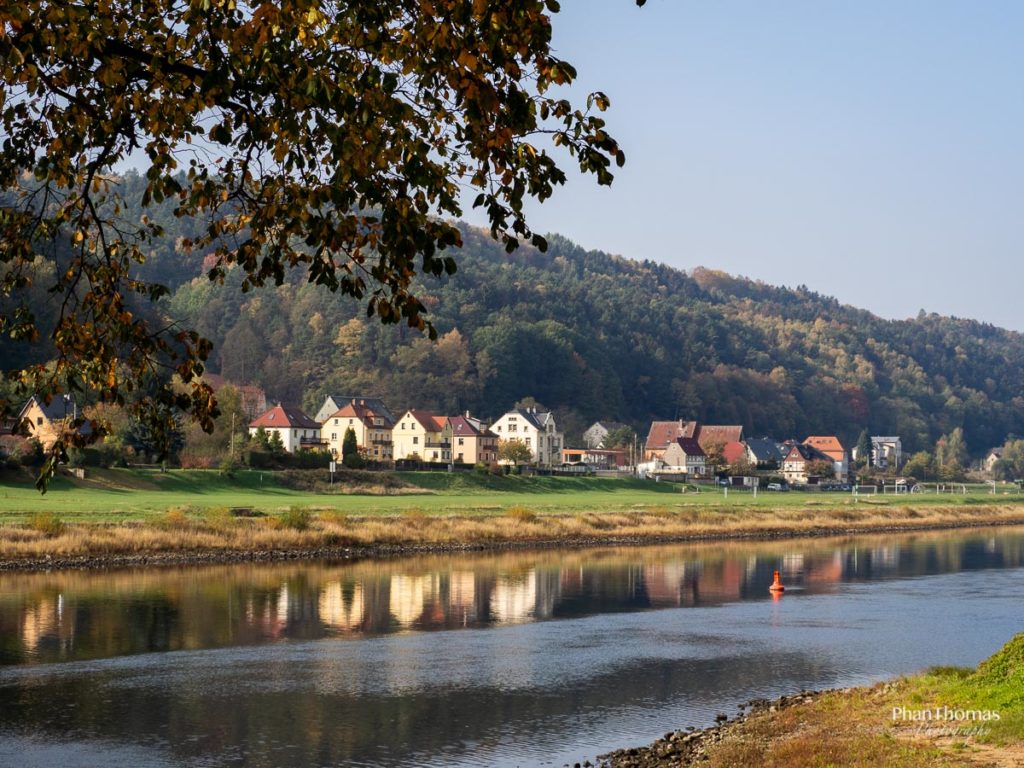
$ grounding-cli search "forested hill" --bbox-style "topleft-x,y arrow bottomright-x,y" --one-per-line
157,216 -> 1024,455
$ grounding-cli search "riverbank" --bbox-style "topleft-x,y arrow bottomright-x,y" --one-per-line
3,467 -> 1024,571
599,633 -> 1024,767
3,503 -> 1024,571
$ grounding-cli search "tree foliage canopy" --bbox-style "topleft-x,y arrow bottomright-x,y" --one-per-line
0,0 -> 628,485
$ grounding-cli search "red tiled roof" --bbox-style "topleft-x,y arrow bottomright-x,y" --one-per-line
645,420 -> 698,450
250,404 -> 319,430
804,435 -> 846,461
327,401 -> 394,430
404,409 -> 447,433
696,425 -> 744,450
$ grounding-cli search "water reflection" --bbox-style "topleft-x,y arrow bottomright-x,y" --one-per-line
2,527 -> 1024,666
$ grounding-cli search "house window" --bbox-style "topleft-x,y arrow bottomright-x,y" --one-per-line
334,419 -> 339,425
293,430 -> 297,437
432,452 -> 438,459
331,433 -> 337,440
413,436 -> 419,444
458,438 -> 464,446
509,424 -> 517,432
457,453 -> 463,462
36,417 -> 43,426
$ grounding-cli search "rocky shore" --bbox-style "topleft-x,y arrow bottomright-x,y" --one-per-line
595,689 -> 834,767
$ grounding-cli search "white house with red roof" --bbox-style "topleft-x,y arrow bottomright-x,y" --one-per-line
249,404 -> 322,453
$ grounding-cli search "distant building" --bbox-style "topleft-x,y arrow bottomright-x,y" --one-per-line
582,421 -> 630,449
314,395 -> 395,425
744,437 -> 786,467
322,400 -> 395,461
984,448 -> 1003,474
492,408 -> 563,466
660,437 -> 707,476
644,420 -> 698,461
249,404 -> 322,453
448,414 -> 498,465
804,435 -> 849,479
392,410 -> 451,463
17,395 -> 91,452
870,436 -> 902,470
561,447 -> 629,469
782,442 -> 838,484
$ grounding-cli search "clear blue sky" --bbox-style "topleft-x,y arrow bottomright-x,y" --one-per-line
464,1 -> 1024,330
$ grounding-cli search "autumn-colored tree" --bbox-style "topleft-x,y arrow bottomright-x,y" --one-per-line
498,438 -> 533,466
0,0 -> 630,487
806,459 -> 835,479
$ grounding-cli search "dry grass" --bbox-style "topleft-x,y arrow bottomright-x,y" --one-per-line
1,502 -> 1024,563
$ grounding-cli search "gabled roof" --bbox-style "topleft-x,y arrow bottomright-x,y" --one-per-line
21,394 -> 80,422
327,401 -> 394,430
804,435 -> 846,460
695,425 -> 744,450
503,408 -> 546,431
250,404 -> 319,430
676,436 -> 705,457
18,395 -> 93,436
645,420 -> 698,450
403,409 -> 447,433
448,415 -> 496,438
785,443 -> 832,463
745,437 -> 785,463
320,396 -> 395,423
589,420 -> 629,433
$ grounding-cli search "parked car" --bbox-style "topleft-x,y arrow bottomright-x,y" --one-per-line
767,482 -> 787,491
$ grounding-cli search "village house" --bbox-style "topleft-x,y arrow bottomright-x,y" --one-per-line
392,410 -> 452,463
491,408 -> 563,466
659,437 -> 707,476
248,404 -> 322,453
16,395 -> 91,452
643,420 -> 698,461
869,436 -> 902,470
322,400 -> 395,461
448,413 -> 498,465
782,442 -> 837,484
743,437 -> 786,468
984,448 -> 1003,474
582,420 -> 630,449
804,435 -> 849,479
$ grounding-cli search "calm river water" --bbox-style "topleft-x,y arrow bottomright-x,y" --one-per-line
1,527 -> 1023,767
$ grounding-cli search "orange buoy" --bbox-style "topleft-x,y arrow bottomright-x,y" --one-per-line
768,570 -> 785,593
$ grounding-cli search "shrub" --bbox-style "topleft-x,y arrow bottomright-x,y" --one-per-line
160,508 -> 191,529
506,505 -> 537,523
281,506 -> 312,531
28,511 -> 65,537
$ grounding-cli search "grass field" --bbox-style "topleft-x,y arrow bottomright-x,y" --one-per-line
0,467 -> 1020,522
2,467 -> 1024,564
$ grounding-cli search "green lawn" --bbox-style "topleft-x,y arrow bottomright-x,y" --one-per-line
0,467 -> 1020,522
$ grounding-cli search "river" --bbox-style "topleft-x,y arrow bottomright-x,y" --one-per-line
1,527 -> 1023,767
